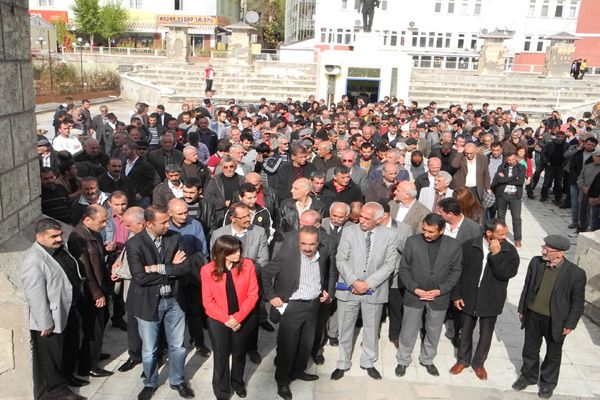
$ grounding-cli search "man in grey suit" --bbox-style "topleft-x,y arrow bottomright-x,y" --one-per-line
389,181 -> 431,234
21,218 -> 87,400
396,213 -> 462,378
211,202 -> 269,364
331,202 -> 401,381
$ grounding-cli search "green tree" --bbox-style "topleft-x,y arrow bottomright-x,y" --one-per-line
72,0 -> 101,46
246,0 -> 285,48
99,1 -> 129,49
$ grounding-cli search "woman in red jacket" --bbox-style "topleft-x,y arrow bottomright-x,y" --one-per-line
201,235 -> 258,399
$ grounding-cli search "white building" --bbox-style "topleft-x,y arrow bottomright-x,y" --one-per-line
282,0 -> 583,103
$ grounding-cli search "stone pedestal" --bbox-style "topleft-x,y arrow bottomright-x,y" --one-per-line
576,230 -> 600,324
353,31 -> 381,52
165,26 -> 190,62
225,22 -> 257,65
542,33 -> 578,78
476,30 -> 513,76
0,1 -> 43,398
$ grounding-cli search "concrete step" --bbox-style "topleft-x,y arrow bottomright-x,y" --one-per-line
408,90 -> 592,102
408,87 -> 592,98
410,80 -> 600,91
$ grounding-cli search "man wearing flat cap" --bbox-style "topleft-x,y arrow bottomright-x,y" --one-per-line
513,235 -> 586,399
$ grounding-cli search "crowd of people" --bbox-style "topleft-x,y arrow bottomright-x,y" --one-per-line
25,94 -> 593,400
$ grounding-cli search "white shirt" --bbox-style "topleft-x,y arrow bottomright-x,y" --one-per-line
465,158 -> 477,187
289,252 -> 322,301
479,238 -> 490,287
125,157 -> 139,176
395,199 -> 415,223
296,198 -> 312,216
52,135 -> 83,155
444,215 -> 465,239
427,173 -> 436,187
168,180 -> 184,198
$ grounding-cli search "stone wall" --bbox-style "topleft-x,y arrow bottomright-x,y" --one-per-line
0,0 -> 42,398
576,231 -> 600,324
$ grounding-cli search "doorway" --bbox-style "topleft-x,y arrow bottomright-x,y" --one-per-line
346,78 -> 380,104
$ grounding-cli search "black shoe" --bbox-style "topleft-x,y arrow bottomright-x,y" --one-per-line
527,193 -> 536,199
361,366 -> 382,380
395,364 -> 407,377
248,350 -> 262,364
329,337 -> 339,346
277,384 -> 293,400
420,362 -> 440,376
234,387 -> 247,398
194,343 -> 211,357
118,358 -> 141,372
67,376 -> 90,387
538,388 -> 554,399
540,197 -> 547,202
291,371 -> 319,381
559,202 -> 570,209
260,321 -> 275,332
313,354 -> 325,365
512,377 -> 532,391
170,382 -> 195,399
567,222 -> 578,229
89,367 -> 114,377
330,368 -> 346,380
99,353 -> 111,361
112,319 -> 128,331
137,386 -> 156,400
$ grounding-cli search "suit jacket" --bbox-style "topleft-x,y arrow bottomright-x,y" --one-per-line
68,223 -> 109,301
262,238 -> 333,302
389,199 -> 430,234
201,258 -> 259,324
276,197 -> 326,240
398,234 -> 462,311
455,216 -> 482,244
388,221 -> 413,290
125,158 -> 158,198
204,174 -> 245,224
418,187 -> 454,211
125,230 -> 191,321
452,237 -> 519,317
210,224 -> 269,269
324,179 -> 363,204
335,224 -> 401,304
97,173 -> 135,203
21,243 -> 82,333
157,112 -> 173,127
152,180 -> 180,208
147,148 -> 184,178
414,171 -> 431,197
276,162 -> 317,201
518,256 -> 586,341
450,152 -> 491,200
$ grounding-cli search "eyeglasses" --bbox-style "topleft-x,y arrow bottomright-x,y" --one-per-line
342,159 -> 354,162
222,165 -> 235,169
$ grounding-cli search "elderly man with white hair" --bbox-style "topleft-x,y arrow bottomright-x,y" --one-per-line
418,171 -> 454,212
389,181 -> 431,234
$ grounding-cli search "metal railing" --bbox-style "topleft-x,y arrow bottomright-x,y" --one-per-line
71,45 -> 166,56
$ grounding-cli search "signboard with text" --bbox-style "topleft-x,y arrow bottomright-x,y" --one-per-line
156,15 -> 218,26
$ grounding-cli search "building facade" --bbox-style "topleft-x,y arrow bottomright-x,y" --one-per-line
29,0 -> 240,50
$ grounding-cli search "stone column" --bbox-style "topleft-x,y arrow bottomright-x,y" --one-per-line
542,33 -> 578,78
225,22 -> 257,64
476,30 -> 513,76
0,1 -> 43,398
165,25 -> 190,62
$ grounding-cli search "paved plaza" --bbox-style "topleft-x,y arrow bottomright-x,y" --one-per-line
36,102 -> 600,400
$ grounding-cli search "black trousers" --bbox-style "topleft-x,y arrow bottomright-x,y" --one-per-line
311,302 -> 331,357
32,308 -> 79,399
246,269 -> 268,352
183,282 -> 206,347
207,313 -> 256,399
275,299 -> 320,385
205,79 -> 213,92
520,311 -> 565,390
457,313 -> 497,368
387,287 -> 403,341
127,308 -> 142,361
110,281 -> 126,322
78,298 -> 109,372
541,165 -> 564,201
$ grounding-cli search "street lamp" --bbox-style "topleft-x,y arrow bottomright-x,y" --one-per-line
37,36 -> 46,68
77,37 -> 84,91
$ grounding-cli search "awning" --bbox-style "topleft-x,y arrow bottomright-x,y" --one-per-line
126,21 -> 216,35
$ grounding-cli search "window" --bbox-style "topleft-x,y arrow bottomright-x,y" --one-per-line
341,0 -> 348,9
555,0 -> 564,17
537,41 -> 544,51
412,32 -> 418,47
528,0 -> 535,16
460,0 -> 468,15
474,0 -> 482,15
436,36 -> 443,48
38,0 -> 54,5
541,0 -> 549,16
434,0 -> 442,13
345,29 -> 352,44
457,33 -> 465,48
129,0 -> 142,8
174,0 -> 183,10
524,35 -> 531,51
471,38 -> 477,49
336,28 -> 343,44
448,0 -> 455,13
569,0 -> 578,17
445,33 -> 451,47
380,0 -> 388,10
320,28 -> 327,43
428,32 -> 435,47
420,35 -> 426,47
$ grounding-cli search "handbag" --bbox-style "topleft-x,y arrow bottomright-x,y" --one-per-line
482,190 -> 496,209
112,249 -> 131,280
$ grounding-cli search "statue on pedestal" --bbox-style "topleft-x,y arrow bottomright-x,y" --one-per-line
359,0 -> 380,32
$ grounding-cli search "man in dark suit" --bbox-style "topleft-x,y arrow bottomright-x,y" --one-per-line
493,152 -> 527,247
123,141 -> 158,207
156,104 -> 173,127
451,143 -> 492,204
262,226 -> 333,400
67,205 -> 113,378
450,219 -> 519,380
276,143 -> 316,202
97,158 -> 135,204
147,134 -> 184,178
126,205 -> 194,400
415,157 -> 442,197
276,177 -> 326,240
396,213 -> 462,378
513,235 -> 586,399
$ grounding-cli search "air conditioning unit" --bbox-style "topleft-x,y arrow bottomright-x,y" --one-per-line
324,64 -> 341,75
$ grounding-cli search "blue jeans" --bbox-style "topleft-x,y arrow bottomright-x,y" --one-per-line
137,297 -> 187,388
570,185 -> 580,225
591,205 -> 600,231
